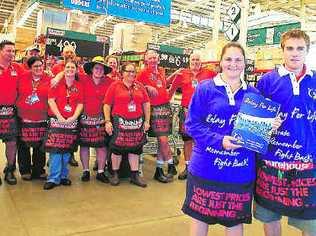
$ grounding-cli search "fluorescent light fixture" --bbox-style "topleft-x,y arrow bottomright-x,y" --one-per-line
17,2 -> 39,27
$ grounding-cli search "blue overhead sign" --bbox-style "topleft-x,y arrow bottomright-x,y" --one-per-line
63,0 -> 171,26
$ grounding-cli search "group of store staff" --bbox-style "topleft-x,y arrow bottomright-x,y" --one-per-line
0,28 -> 315,236
0,41 -> 207,189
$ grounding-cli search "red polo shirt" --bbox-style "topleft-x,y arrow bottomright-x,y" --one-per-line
48,78 -> 83,118
0,62 -> 23,105
103,81 -> 149,119
21,63 -> 30,72
108,71 -> 122,81
16,71 -> 50,121
170,68 -> 216,107
51,61 -> 86,78
136,67 -> 169,106
81,75 -> 113,117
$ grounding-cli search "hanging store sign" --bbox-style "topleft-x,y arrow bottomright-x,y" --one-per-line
63,0 -> 171,26
247,22 -> 301,47
227,3 -> 241,23
225,23 -> 240,41
224,2 -> 241,42
147,43 -> 192,69
45,28 -> 109,57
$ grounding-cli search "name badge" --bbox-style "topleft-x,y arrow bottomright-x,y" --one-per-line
156,80 -> 162,88
25,93 -> 40,105
192,79 -> 198,88
128,101 -> 136,112
64,104 -> 72,113
11,70 -> 17,76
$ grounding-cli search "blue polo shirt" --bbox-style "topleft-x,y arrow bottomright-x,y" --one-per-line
256,65 -> 316,170
186,74 -> 258,184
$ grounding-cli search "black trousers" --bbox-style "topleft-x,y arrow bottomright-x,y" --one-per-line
17,139 -> 46,176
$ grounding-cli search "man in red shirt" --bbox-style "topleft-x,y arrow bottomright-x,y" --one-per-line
168,53 -> 216,180
21,44 -> 40,72
137,50 -> 176,183
51,45 -> 85,77
0,40 -> 23,185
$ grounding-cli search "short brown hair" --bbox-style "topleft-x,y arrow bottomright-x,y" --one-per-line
280,29 -> 310,51
0,40 -> 15,50
121,62 -> 135,73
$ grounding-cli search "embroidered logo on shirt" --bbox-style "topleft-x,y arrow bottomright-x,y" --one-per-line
308,88 -> 316,100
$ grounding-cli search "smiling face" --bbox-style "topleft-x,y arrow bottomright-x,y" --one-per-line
92,63 -> 105,79
31,60 -> 44,77
145,50 -> 159,69
107,57 -> 118,71
220,46 -> 245,80
64,61 -> 77,78
122,64 -> 136,83
0,44 -> 15,63
62,46 -> 76,62
190,54 -> 201,71
282,37 -> 307,73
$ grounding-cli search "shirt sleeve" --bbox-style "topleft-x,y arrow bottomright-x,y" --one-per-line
185,83 -> 224,150
169,74 -> 182,92
256,73 -> 270,97
48,85 -> 58,99
141,84 -> 150,103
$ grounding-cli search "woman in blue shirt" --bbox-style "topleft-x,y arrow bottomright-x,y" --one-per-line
182,42 -> 258,236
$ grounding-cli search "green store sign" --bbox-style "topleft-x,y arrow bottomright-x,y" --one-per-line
247,22 -> 301,47
121,54 -> 144,62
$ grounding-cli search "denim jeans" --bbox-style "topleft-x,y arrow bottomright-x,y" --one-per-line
47,152 -> 70,184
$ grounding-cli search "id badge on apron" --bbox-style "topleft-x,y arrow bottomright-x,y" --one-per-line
192,79 -> 198,88
64,104 -> 72,113
128,101 -> 136,112
25,93 -> 40,105
156,79 -> 162,88
11,70 -> 17,76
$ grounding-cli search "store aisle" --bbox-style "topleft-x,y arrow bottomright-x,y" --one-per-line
0,143 -> 300,236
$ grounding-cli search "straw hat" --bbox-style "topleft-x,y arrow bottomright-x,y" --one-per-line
83,56 -> 112,75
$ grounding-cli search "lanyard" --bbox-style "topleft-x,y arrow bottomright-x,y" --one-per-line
32,79 -> 40,92
127,84 -> 135,102
66,84 -> 73,105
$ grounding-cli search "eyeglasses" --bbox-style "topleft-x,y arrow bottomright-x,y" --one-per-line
124,70 -> 136,73
32,64 -> 43,68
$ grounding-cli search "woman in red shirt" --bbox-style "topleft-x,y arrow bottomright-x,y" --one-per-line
105,55 -> 122,81
79,56 -> 112,182
43,61 -> 83,190
104,63 -> 150,188
16,57 -> 50,181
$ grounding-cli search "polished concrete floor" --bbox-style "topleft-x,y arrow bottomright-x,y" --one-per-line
0,144 -> 302,236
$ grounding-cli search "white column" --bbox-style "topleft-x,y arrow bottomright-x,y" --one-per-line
239,0 -> 249,47
300,0 -> 306,31
212,0 -> 222,43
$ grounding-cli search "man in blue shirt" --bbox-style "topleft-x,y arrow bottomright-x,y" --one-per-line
254,29 -> 316,236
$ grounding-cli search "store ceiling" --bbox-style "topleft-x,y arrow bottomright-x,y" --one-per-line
1,0 -> 316,50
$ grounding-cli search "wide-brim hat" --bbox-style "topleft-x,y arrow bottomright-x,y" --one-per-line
84,56 -> 112,75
